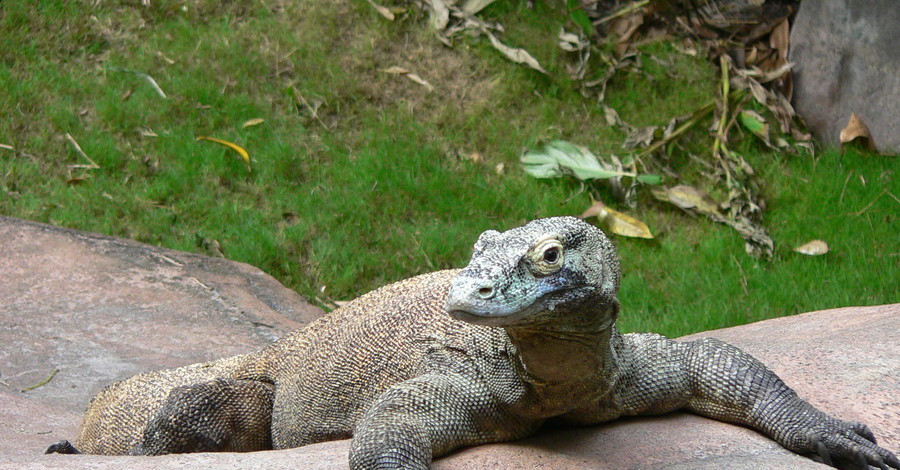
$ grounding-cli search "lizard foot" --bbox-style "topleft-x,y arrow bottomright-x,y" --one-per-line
802,420 -> 900,470
45,440 -> 80,454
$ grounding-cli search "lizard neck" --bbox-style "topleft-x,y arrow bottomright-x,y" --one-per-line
505,318 -> 618,386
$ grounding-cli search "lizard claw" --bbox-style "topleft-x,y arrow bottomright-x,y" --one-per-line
45,440 -> 80,454
803,419 -> 900,470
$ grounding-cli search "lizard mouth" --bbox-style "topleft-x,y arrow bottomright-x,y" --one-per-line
447,303 -> 543,327
446,287 -> 586,327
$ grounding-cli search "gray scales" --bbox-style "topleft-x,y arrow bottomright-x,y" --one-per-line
47,217 -> 899,469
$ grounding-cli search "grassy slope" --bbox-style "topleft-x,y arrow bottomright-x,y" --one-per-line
1,0 -> 897,336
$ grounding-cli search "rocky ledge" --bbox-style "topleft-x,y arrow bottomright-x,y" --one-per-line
1,216 -> 896,469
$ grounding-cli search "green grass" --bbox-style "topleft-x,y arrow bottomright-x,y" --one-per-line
1,0 -> 897,337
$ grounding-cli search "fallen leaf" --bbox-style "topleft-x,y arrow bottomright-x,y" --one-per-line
242,118 -> 265,128
462,0 -> 497,15
486,32 -> 548,74
622,126 -> 656,150
839,112 -> 877,152
366,0 -> 395,20
559,28 -> 587,52
429,0 -> 450,30
737,110 -> 770,145
196,136 -> 251,165
581,199 -> 653,239
382,67 -> 434,92
603,105 -> 625,127
138,128 -> 158,137
794,239 -> 829,256
769,19 -> 790,63
494,163 -> 505,175
521,140 -> 633,180
468,152 -> 484,163
652,185 -> 722,217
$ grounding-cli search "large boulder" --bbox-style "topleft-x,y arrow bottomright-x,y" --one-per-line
790,0 -> 900,152
0,215 -> 323,459
1,217 -> 897,469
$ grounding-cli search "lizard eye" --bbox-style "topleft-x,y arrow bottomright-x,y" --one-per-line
543,247 -> 560,264
529,237 -> 564,275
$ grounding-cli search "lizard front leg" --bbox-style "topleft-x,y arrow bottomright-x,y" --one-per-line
349,372 -> 540,470
684,337 -> 899,469
617,333 -> 898,469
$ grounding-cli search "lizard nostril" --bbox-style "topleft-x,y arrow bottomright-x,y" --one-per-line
477,285 -> 495,299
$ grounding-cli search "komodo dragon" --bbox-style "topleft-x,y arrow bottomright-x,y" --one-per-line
48,216 -> 899,469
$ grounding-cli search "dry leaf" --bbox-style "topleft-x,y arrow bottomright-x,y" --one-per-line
839,112 -> 877,152
196,136 -> 251,165
138,128 -> 158,137
468,152 -> 484,163
580,199 -> 653,239
769,19 -> 789,63
367,0 -> 395,20
486,32 -> 548,74
652,185 -> 722,217
382,67 -> 434,91
429,0 -> 450,30
794,239 -> 829,256
622,126 -> 656,150
242,118 -> 265,128
559,29 -> 588,52
461,0 -> 496,15
494,163 -> 505,175
603,105 -> 627,129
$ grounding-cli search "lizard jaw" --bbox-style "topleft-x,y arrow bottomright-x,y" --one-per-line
447,301 -> 546,327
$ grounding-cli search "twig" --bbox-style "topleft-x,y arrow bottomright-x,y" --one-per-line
838,172 -> 853,204
0,143 -> 13,151
106,66 -> 167,99
593,0 -> 650,25
730,255 -> 749,296
21,369 -> 59,392
712,55 -> 734,185
850,189 -> 887,216
65,133 -> 100,169
292,87 -> 329,130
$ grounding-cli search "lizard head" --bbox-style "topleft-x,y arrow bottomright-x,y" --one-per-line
446,216 -> 620,329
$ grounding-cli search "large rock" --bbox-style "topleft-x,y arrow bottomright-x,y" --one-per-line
0,217 -> 897,469
790,0 -> 900,152
0,215 -> 323,457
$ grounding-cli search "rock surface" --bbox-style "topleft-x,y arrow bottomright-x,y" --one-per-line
790,0 -> 900,153
1,216 -> 897,469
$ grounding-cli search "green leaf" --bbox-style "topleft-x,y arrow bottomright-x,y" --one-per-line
636,174 -> 663,185
567,0 -> 593,35
738,110 -> 770,143
521,140 -> 630,180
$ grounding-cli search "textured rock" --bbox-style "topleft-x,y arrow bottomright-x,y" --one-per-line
0,216 -> 323,432
790,0 -> 900,152
0,217 -> 897,469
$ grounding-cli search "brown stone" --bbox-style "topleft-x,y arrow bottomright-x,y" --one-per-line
790,0 -> 900,152
0,217 -> 896,469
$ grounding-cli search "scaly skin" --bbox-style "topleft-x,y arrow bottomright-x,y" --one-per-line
49,217 -> 900,470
